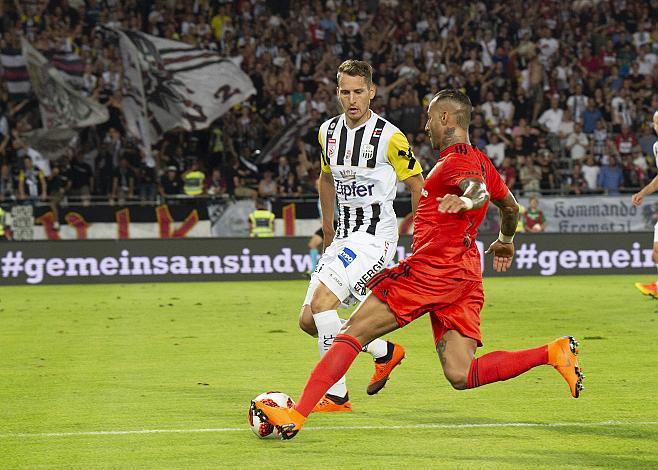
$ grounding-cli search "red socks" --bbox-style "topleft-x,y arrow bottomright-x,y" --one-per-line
467,346 -> 548,388
295,334 -> 362,417
293,337 -> 548,414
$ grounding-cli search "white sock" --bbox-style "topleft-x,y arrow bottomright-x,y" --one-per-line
339,319 -> 389,359
363,338 -> 389,359
313,310 -> 347,397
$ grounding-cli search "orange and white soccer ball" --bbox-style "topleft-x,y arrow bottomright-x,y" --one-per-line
248,391 -> 295,439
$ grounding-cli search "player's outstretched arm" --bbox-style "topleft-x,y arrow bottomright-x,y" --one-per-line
485,190 -> 519,272
403,173 -> 424,215
437,177 -> 489,213
631,174 -> 658,206
318,171 -> 337,250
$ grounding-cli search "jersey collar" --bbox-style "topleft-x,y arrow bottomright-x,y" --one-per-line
439,142 -> 471,158
342,109 -> 376,131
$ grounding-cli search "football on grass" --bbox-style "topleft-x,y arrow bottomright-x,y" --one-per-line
248,391 -> 295,439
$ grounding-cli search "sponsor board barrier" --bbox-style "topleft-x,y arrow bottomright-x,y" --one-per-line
0,233 -> 654,285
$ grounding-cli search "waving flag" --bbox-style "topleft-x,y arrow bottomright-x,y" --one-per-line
20,38 -> 108,159
107,27 -> 255,165
258,114 -> 313,164
0,47 -> 30,99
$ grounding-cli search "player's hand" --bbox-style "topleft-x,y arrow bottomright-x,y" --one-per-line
437,194 -> 466,213
631,193 -> 644,206
485,240 -> 514,272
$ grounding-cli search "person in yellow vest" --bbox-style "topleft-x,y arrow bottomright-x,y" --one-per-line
516,203 -> 526,232
182,161 -> 206,196
0,206 -> 7,241
248,199 -> 275,237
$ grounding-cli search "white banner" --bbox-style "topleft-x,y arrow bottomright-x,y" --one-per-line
208,199 -> 255,237
518,195 -> 657,233
32,221 -> 211,240
110,27 -> 255,161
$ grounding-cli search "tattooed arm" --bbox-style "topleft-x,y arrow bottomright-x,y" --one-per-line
437,177 -> 489,213
485,190 -> 519,272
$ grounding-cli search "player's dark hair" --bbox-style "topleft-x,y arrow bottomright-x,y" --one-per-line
434,89 -> 472,129
337,60 -> 373,88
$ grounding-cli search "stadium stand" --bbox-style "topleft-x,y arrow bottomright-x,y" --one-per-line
0,0 -> 656,210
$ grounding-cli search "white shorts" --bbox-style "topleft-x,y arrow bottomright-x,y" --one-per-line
654,221 -> 658,243
303,232 -> 397,306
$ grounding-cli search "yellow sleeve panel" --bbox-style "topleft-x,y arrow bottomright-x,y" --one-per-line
386,131 -> 424,181
318,128 -> 331,174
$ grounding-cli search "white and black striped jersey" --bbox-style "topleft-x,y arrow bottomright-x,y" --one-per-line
318,111 -> 423,242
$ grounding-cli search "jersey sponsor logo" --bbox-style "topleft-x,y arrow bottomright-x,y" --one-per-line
322,334 -> 335,347
353,255 -> 386,295
327,270 -> 344,287
335,180 -> 375,199
339,169 -> 357,180
362,143 -> 375,160
327,141 -> 336,157
337,247 -> 357,267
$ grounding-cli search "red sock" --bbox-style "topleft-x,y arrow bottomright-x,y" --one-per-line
294,334 -> 362,417
467,345 -> 548,388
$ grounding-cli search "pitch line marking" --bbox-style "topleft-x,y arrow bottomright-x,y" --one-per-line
1,421 -> 657,438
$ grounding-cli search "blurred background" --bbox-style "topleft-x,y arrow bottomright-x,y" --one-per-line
0,0 -> 656,242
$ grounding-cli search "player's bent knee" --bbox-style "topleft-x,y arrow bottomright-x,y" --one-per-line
652,250 -> 658,264
443,368 -> 469,390
309,295 -> 336,314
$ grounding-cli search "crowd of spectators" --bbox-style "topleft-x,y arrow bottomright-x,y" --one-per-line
0,0 -> 657,213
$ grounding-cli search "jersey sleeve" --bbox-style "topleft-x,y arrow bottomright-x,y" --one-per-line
484,158 -> 509,201
318,128 -> 331,174
386,131 -> 424,180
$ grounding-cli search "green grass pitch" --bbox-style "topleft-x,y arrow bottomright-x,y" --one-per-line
1,275 -> 657,469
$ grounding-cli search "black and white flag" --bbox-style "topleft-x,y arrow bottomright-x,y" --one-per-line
258,114 -> 313,164
0,46 -> 30,99
2,43 -> 86,99
20,38 -> 109,159
109,27 -> 255,165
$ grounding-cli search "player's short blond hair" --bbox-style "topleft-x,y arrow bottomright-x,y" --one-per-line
337,60 -> 373,88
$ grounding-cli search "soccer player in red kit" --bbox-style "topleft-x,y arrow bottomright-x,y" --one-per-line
253,89 -> 585,440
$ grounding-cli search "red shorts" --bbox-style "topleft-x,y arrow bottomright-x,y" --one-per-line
367,257 -> 484,347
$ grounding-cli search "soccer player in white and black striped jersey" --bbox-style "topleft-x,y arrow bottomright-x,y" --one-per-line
632,110 -> 658,297
298,60 -> 424,412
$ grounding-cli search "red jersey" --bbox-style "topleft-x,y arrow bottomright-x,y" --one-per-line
412,143 -> 508,280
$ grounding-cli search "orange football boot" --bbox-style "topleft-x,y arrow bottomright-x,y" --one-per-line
252,400 -> 306,440
312,394 -> 352,413
547,336 -> 584,398
635,282 -> 658,297
367,342 -> 406,395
